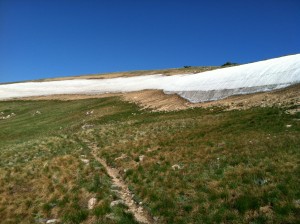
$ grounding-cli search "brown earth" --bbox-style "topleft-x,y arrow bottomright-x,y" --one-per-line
39,66 -> 219,82
84,140 -> 154,224
17,84 -> 300,113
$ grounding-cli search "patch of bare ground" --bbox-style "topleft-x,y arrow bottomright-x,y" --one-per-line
84,140 -> 154,224
17,84 -> 300,113
39,66 -> 219,82
122,90 -> 192,111
122,84 -> 300,112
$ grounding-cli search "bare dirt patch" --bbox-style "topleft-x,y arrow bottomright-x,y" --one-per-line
15,84 -> 300,113
39,66 -> 219,82
84,140 -> 154,224
121,84 -> 300,112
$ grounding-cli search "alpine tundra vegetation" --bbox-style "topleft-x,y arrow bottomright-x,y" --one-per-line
0,86 -> 299,223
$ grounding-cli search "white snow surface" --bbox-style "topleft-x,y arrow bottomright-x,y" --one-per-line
1,54 -> 300,102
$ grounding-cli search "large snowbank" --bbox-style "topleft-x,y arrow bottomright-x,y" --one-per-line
0,54 -> 299,102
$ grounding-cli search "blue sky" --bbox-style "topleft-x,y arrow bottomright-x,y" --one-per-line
0,0 -> 300,83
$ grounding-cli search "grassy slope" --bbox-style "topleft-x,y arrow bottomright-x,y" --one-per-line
0,97 -> 299,223
0,98 -> 139,224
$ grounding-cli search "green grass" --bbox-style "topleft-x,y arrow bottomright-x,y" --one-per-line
0,97 -> 299,223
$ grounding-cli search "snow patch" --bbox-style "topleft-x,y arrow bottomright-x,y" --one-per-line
0,54 -> 299,102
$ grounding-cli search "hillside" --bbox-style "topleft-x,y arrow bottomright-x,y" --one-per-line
0,96 -> 300,224
0,55 -> 300,224
1,54 -> 299,102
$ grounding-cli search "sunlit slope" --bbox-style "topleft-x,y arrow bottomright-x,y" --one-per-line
167,54 -> 300,102
0,54 -> 299,102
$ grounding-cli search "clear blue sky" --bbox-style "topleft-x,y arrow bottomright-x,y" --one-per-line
1,0 -> 300,83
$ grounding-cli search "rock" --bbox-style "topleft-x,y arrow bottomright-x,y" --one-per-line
81,124 -> 94,129
46,219 -> 59,224
36,218 -> 48,223
110,199 -> 124,207
115,154 -> 127,161
80,158 -> 89,164
286,124 -> 292,128
139,155 -> 145,162
105,213 -> 119,221
88,197 -> 97,210
34,110 -> 41,115
255,178 -> 268,185
86,110 -> 94,115
172,164 -> 183,170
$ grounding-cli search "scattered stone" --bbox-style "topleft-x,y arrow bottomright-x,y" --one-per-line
105,213 -> 119,221
0,112 -> 16,120
255,178 -> 268,186
46,219 -> 59,224
81,124 -> 94,129
110,199 -> 125,207
33,110 -> 42,116
115,154 -> 127,161
80,158 -> 89,164
36,218 -> 48,223
86,110 -> 94,115
286,124 -> 292,128
139,155 -> 145,162
88,197 -> 97,210
172,164 -> 183,170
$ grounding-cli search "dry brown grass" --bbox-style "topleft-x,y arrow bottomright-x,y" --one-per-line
39,66 -> 219,82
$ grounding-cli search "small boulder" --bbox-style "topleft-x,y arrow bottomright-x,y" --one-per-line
172,164 -> 183,170
81,124 -> 94,129
46,219 -> 59,224
86,110 -> 94,115
110,199 -> 124,207
139,155 -> 145,162
35,111 -> 42,115
88,197 -> 97,210
80,158 -> 89,164
115,154 -> 127,161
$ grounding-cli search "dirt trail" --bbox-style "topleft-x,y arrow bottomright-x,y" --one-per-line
84,140 -> 153,224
